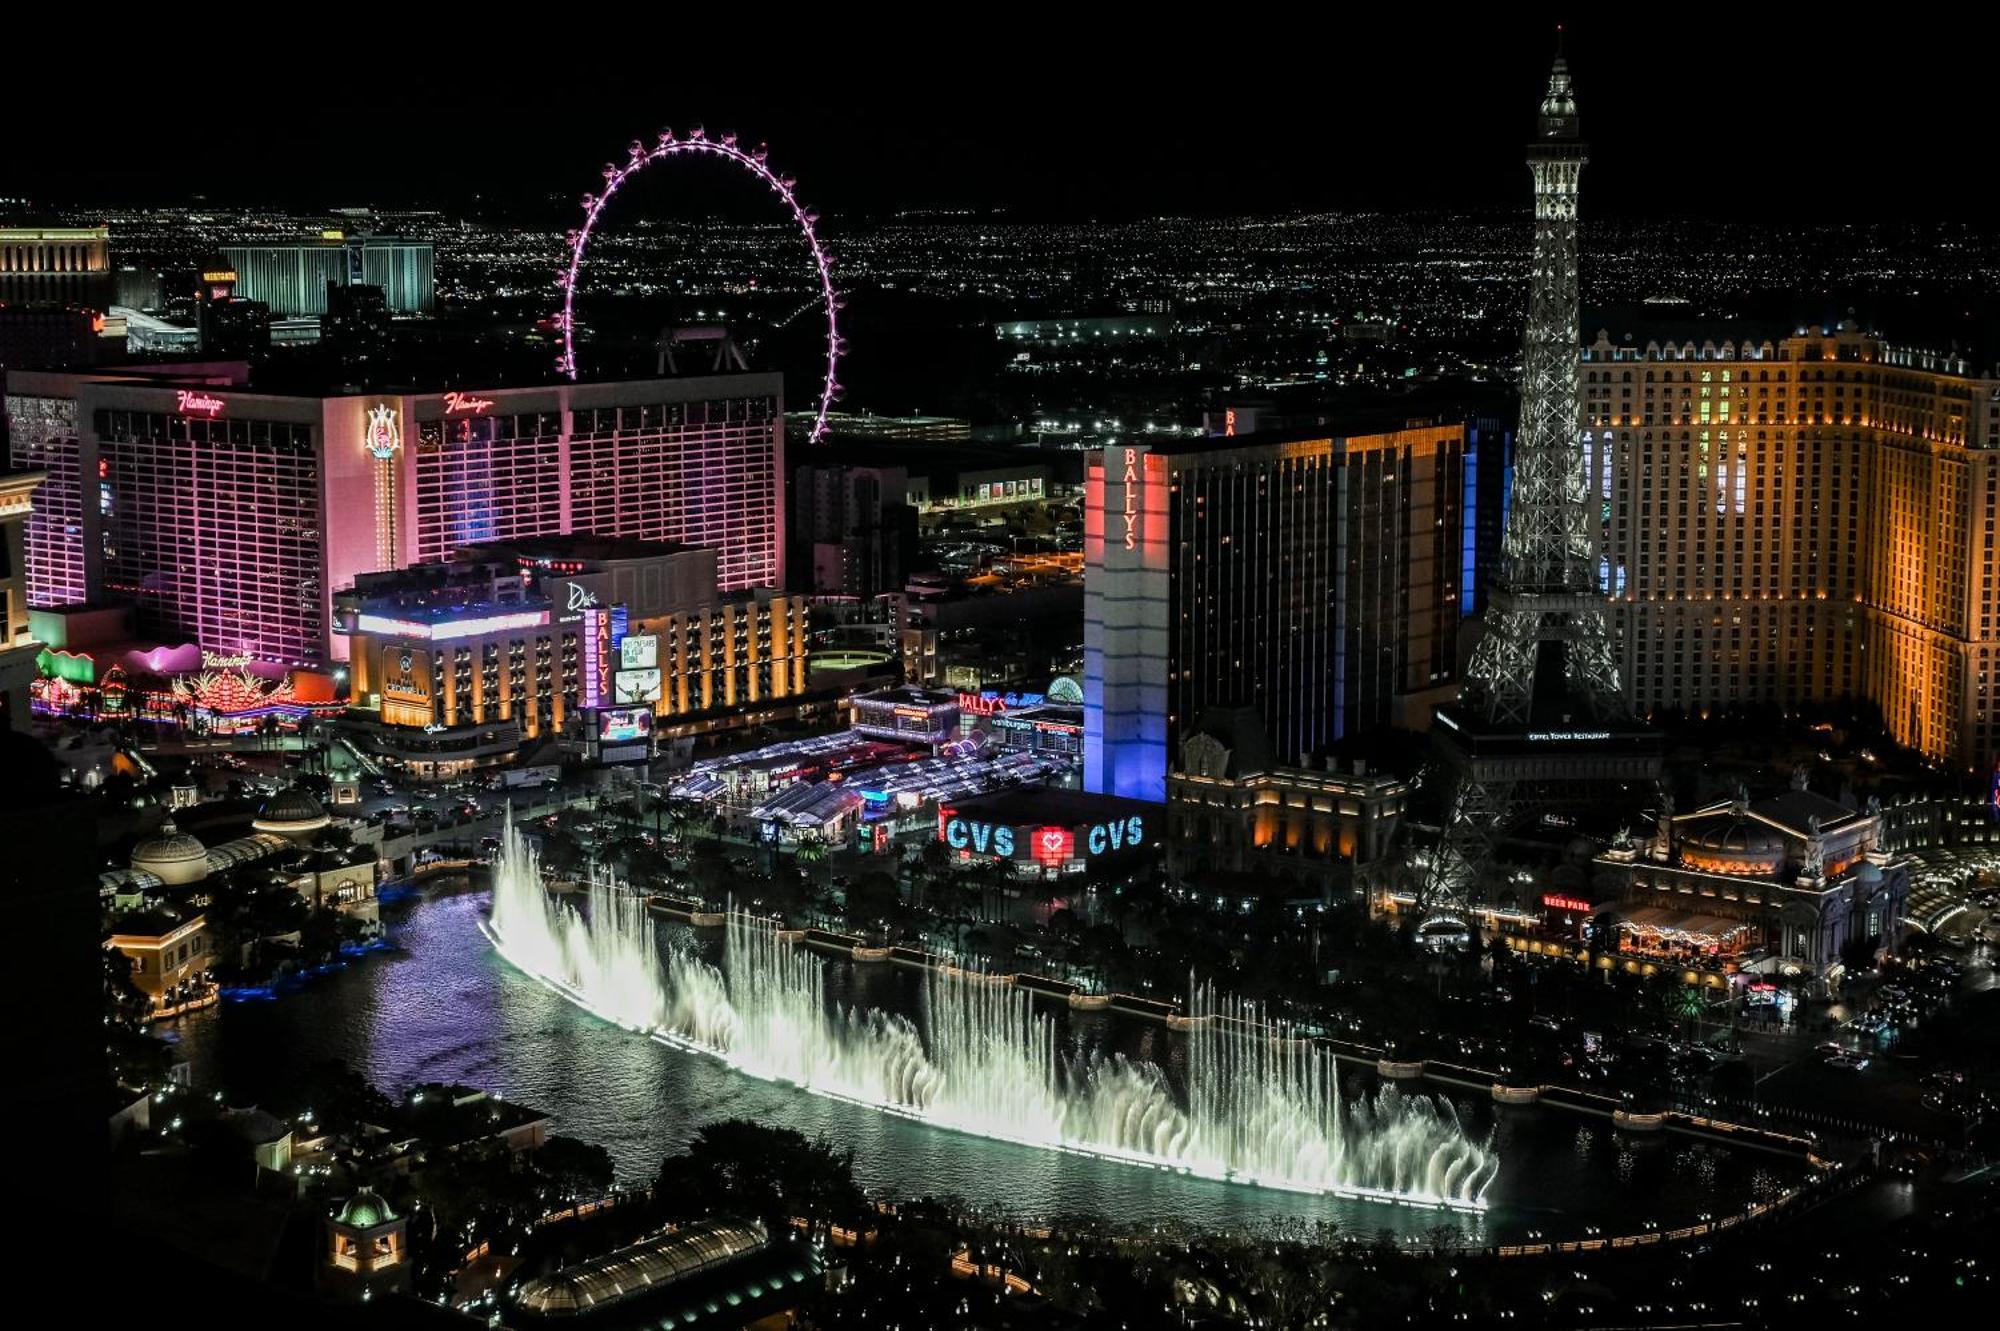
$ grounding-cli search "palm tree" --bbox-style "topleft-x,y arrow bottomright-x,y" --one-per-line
1673,983 -> 1706,1041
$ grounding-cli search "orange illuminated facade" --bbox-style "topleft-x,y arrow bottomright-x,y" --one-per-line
632,594 -> 809,717
1167,711 -> 1407,891
1583,322 -> 1999,771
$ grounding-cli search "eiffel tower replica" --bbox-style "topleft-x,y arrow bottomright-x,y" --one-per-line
1420,51 -> 1661,928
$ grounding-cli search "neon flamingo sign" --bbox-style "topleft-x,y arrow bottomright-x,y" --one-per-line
443,392 -> 495,415
176,391 -> 225,417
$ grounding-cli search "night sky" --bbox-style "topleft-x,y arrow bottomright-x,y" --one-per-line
6,18 -> 1989,220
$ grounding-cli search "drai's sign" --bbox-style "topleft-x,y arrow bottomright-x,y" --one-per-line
942,813 -> 1147,860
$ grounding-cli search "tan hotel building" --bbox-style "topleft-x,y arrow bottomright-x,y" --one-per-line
1581,322 -> 1999,771
337,537 -> 807,774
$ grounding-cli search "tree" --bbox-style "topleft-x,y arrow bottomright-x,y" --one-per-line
656,1119 -> 867,1239
537,1134 -> 615,1201
288,1059 -> 395,1132
845,870 -> 901,938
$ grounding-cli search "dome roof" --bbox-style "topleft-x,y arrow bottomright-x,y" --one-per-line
1681,815 -> 1782,857
1853,860 -> 1884,885
253,786 -> 330,836
132,819 -> 209,880
336,1188 -> 396,1229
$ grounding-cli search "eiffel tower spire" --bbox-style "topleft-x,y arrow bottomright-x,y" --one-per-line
1414,53 -> 1660,932
1459,52 -> 1627,730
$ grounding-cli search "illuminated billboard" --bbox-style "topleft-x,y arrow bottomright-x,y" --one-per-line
619,634 -> 659,670
613,668 -> 663,704
597,706 -> 654,743
379,646 -> 431,705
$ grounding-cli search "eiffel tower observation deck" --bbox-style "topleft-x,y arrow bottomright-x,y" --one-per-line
1420,51 -> 1661,930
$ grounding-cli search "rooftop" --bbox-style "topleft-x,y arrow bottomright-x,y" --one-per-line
464,534 -> 701,565
940,785 -> 1156,828
512,1220 -> 768,1318
1135,412 -> 1467,458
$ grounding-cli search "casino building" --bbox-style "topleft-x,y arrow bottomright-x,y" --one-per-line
336,536 -> 807,776
1083,419 -> 1472,803
5,366 -> 784,671
1581,322 -> 2000,771
1586,779 -> 1910,982
0,225 -> 114,310
221,234 -> 434,317
1166,707 -> 1408,893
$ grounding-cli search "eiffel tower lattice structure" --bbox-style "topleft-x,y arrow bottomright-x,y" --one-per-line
1417,51 -> 1661,931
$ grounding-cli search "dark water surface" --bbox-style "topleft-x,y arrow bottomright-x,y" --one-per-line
167,887 -> 1803,1241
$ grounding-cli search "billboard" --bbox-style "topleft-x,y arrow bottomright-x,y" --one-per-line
613,667 -> 663,704
379,645 -> 431,705
619,634 -> 659,670
597,706 -> 654,743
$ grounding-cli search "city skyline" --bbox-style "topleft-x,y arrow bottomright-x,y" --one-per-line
9,33 -> 1997,1329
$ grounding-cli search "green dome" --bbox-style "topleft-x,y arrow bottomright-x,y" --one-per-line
336,1188 -> 396,1228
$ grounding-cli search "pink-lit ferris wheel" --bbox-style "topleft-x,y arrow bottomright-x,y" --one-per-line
554,128 -> 841,444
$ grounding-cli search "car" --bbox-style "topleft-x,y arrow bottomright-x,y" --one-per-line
1816,1041 -> 1847,1056
1826,1053 -> 1870,1071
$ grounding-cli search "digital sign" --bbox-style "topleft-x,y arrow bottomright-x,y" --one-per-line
1085,815 -> 1145,855
580,607 -> 610,710
940,812 -> 1146,863
355,609 -> 549,642
957,690 -> 1045,716
620,635 -> 659,670
1031,825 -> 1073,867
597,706 -> 653,743
613,668 -> 663,704
944,817 -> 1015,856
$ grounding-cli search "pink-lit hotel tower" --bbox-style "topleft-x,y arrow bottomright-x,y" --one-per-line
3,367 -> 784,668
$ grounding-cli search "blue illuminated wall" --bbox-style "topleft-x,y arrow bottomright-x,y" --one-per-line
1082,445 -> 1169,804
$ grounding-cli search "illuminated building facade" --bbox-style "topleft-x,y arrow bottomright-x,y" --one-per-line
1582,322 -> 2000,770
849,685 -> 962,749
104,910 -> 210,1007
0,467 -> 45,729
0,225 -> 114,309
336,537 -> 807,775
936,787 -> 1157,879
4,369 -> 784,669
1083,422 -> 1468,803
1591,782 -> 1909,979
221,235 -> 434,316
1166,707 -> 1407,891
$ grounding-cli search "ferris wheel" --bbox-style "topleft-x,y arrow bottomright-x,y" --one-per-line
554,128 -> 841,443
